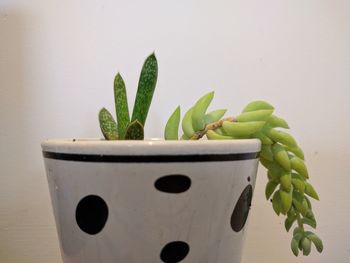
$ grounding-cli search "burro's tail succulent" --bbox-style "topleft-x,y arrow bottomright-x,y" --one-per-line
164,92 -> 323,256
99,52 -> 158,140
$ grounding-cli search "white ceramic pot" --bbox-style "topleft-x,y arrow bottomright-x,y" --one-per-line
42,139 -> 261,263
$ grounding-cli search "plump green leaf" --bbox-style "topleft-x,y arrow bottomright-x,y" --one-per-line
286,146 -> 305,160
305,182 -> 319,200
131,53 -> 158,126
290,156 -> 309,179
302,217 -> 317,229
182,107 -> 195,138
237,109 -> 274,122
265,181 -> 278,200
223,121 -> 265,137
98,108 -> 118,140
272,143 -> 291,172
204,109 -> 227,124
302,237 -> 311,256
253,131 -> 273,144
164,106 -> 181,140
292,178 -> 305,193
267,129 -> 298,149
242,100 -> 274,112
192,91 -> 214,131
291,238 -> 300,256
280,189 -> 293,213
306,232 -> 323,253
272,190 -> 283,215
261,144 -> 274,161
285,216 -> 296,232
268,115 -> 290,129
206,130 -> 234,140
280,173 -> 292,192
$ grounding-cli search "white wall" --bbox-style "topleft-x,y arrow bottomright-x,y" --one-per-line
1,0 -> 350,262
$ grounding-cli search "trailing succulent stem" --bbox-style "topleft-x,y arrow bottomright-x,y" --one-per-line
164,92 -> 323,256
98,53 -> 158,140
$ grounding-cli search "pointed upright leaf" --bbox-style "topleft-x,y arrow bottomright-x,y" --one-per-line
114,73 -> 130,139
164,106 -> 181,140
131,53 -> 158,126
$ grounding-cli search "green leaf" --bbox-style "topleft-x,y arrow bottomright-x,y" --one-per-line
268,115 -> 290,129
267,129 -> 298,149
272,143 -> 291,172
302,237 -> 311,256
265,180 -> 278,200
98,108 -> 118,140
285,146 -> 305,160
285,216 -> 296,232
253,131 -> 273,145
301,217 -> 317,229
236,109 -> 274,122
306,232 -> 323,253
292,178 -> 305,193
291,238 -> 300,256
280,189 -> 293,213
260,144 -> 274,161
192,91 -> 214,131
290,156 -> 309,179
305,182 -> 319,200
206,130 -> 234,140
182,107 -> 195,138
242,100 -> 274,112
204,109 -> 227,124
131,53 -> 158,126
164,106 -> 181,140
124,120 -> 144,140
114,73 -> 130,139
272,190 -> 283,215
280,173 -> 292,192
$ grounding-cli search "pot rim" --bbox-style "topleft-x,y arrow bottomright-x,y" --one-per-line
41,138 -> 261,156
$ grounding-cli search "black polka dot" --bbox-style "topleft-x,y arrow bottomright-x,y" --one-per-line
76,195 -> 108,235
155,175 -> 191,194
160,241 -> 190,262
230,185 -> 253,232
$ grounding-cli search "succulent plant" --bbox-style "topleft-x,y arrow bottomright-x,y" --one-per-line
99,53 -> 158,140
99,53 -> 323,256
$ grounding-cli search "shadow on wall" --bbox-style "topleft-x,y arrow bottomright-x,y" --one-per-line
1,7 -> 60,263
0,8 -> 27,261
0,8 -> 26,157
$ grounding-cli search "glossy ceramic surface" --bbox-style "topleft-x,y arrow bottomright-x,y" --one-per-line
42,139 -> 261,263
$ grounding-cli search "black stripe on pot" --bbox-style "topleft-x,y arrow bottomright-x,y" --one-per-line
42,151 -> 259,163
160,241 -> 190,263
155,175 -> 191,193
230,185 -> 253,232
75,195 -> 108,235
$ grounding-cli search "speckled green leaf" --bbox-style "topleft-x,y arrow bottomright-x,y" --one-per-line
131,53 -> 158,126
124,120 -> 144,140
98,108 -> 118,140
114,73 -> 130,139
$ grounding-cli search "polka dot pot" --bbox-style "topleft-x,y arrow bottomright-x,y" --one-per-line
42,138 -> 260,263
